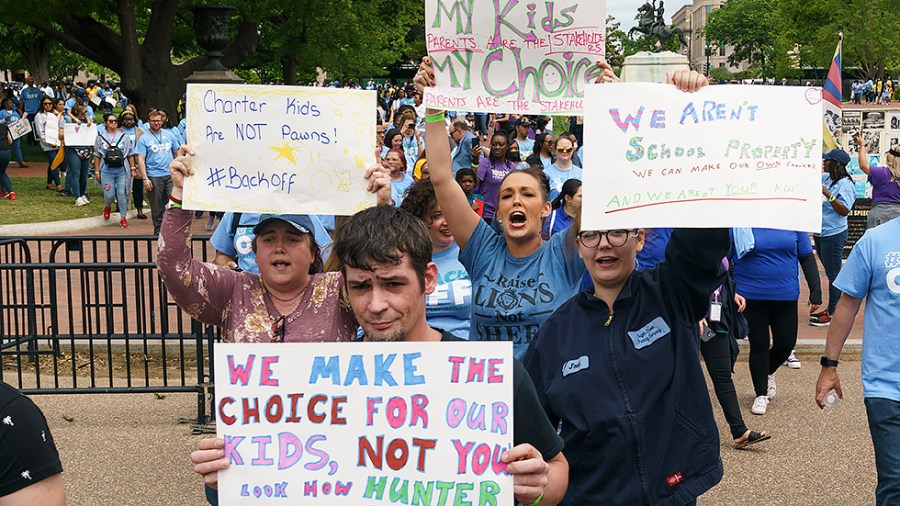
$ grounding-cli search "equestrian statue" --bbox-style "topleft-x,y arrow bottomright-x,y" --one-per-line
628,0 -> 687,51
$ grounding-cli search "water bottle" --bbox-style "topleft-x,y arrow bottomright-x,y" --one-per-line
823,388 -> 841,408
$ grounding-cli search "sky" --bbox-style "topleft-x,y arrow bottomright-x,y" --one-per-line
605,0 -> 691,32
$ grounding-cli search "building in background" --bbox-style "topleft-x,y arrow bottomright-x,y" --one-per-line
671,0 -> 749,75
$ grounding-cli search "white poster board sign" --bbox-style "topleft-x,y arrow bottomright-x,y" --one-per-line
43,115 -> 61,147
183,84 -> 377,215
90,95 -> 102,107
423,0 -> 604,115
104,96 -> 118,108
582,84 -> 823,232
63,123 -> 97,146
214,342 -> 514,506
7,117 -> 32,140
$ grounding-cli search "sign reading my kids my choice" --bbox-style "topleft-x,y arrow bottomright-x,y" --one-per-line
581,84 -> 825,232
424,0 -> 605,115
183,84 -> 377,215
214,342 -> 515,506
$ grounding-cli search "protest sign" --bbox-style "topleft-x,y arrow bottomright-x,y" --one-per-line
90,95 -> 102,107
7,117 -> 32,140
214,342 -> 514,506
105,96 -> 118,108
423,0 -> 604,115
582,84 -> 823,232
63,123 -> 97,146
43,115 -> 61,147
182,84 -> 377,215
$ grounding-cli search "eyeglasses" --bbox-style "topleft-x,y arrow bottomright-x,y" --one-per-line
42,102 -> 52,106
271,315 -> 286,343
557,147 -> 574,153
577,229 -> 638,248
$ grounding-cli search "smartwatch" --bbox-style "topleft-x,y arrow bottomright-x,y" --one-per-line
820,356 -> 839,368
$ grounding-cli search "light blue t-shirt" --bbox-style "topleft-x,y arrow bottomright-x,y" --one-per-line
0,109 -> 21,124
833,217 -> 900,401
515,137 -> 535,158
543,163 -> 583,202
426,243 -> 472,339
63,98 -> 94,118
401,135 -> 422,170
134,129 -> 179,178
210,212 -> 334,274
459,220 -> 585,360
93,130 -> 133,173
20,86 -> 43,114
819,174 -> 856,237
391,173 -> 414,206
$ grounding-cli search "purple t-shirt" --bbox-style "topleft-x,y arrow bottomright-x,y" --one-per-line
868,166 -> 900,204
475,158 -> 517,219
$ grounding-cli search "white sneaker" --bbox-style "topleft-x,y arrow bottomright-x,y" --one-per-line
751,395 -> 770,415
785,351 -> 801,369
74,196 -> 88,206
83,195 -> 90,203
767,374 -> 777,398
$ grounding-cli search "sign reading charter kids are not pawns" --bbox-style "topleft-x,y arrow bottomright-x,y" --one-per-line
424,0 -> 605,115
214,342 -> 514,506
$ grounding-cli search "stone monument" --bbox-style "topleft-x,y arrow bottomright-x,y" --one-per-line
184,5 -> 244,85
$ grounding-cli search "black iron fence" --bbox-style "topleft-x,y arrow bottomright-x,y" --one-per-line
0,235 -> 219,427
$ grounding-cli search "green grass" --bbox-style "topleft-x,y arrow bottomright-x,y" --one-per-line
0,177 -> 126,225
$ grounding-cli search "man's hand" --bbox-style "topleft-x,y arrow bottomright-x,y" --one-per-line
815,366 -> 842,409
143,179 -> 153,191
503,444 -> 548,505
190,437 -> 230,490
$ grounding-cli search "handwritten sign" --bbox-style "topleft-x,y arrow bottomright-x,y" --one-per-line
214,342 -> 514,506
7,117 -> 32,140
63,123 -> 97,146
423,0 -> 604,115
183,84 -> 377,215
582,84 -> 823,232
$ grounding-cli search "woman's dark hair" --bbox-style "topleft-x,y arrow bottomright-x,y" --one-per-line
335,205 -> 433,290
507,140 -> 521,163
250,229 -> 323,275
0,97 -> 13,108
399,179 -> 437,221
455,167 -> 477,184
825,158 -> 852,186
551,178 -> 582,209
102,112 -> 117,123
385,130 -> 402,149
489,131 -> 510,163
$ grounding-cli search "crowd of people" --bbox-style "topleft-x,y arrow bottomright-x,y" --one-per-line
851,77 -> 894,105
3,58 -> 900,505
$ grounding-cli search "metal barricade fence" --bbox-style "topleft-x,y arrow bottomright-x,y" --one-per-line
0,235 -> 219,426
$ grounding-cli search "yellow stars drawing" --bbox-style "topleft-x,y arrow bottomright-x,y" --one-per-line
270,142 -> 299,165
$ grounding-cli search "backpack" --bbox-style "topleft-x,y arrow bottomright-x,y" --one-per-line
100,133 -> 125,168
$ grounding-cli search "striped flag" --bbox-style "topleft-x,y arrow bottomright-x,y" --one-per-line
822,39 -> 842,150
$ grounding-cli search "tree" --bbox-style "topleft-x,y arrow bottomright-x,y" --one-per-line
605,15 -> 627,70
703,0 -> 778,78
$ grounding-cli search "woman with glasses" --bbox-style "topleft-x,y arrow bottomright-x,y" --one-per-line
543,136 -> 582,201
526,132 -> 556,169
93,113 -> 132,227
35,97 -> 64,192
473,130 -> 518,224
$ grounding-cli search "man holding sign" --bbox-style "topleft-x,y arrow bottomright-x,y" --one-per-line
191,205 -> 568,506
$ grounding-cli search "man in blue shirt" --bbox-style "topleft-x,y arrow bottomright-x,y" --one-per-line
816,216 -> 900,505
18,76 -> 43,147
135,110 -> 179,234
449,119 -> 475,175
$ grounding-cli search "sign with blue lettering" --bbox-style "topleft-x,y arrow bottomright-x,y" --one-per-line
214,342 -> 514,505
183,84 -> 377,215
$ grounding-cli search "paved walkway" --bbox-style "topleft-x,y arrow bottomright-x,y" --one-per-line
26,358 -> 875,505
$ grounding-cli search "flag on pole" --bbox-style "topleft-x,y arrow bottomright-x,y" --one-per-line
822,38 -> 842,150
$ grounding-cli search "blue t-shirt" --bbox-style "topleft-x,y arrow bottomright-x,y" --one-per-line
834,217 -> 900,401
732,228 -> 813,301
63,98 -> 94,119
542,207 -> 574,239
426,243 -> 472,339
401,135 -> 422,170
543,164 -> 583,202
210,212 -> 334,274
93,130 -> 133,173
134,129 -> 179,178
515,137 -> 535,158
459,220 -> 585,360
636,228 -> 673,271
391,173 -> 414,206
0,109 -> 21,124
20,86 -> 43,114
819,174 -> 856,237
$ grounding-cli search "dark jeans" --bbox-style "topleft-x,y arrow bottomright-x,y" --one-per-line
866,398 -> 900,506
132,177 -> 145,210
64,148 -> 91,197
744,299 -> 797,397
701,332 -> 748,439
148,175 -> 173,235
0,148 -> 11,192
474,112 -> 488,134
26,112 -> 38,145
45,149 -> 61,187
814,229 -> 849,314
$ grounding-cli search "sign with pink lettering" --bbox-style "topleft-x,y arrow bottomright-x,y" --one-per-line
423,0 -> 604,115
214,342 -> 514,505
581,83 -> 824,232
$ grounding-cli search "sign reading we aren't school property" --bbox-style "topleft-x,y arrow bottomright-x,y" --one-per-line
424,0 -> 605,115
582,84 -> 824,232
214,342 -> 514,506
183,84 -> 377,215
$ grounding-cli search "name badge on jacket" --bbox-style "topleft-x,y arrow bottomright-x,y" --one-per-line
628,317 -> 671,349
562,355 -> 590,377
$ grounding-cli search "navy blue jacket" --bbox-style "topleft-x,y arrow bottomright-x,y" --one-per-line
524,228 -> 729,506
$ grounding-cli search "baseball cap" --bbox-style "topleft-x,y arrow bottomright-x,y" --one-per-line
823,149 -> 850,166
253,214 -> 314,235
515,117 -> 531,127
74,88 -> 88,100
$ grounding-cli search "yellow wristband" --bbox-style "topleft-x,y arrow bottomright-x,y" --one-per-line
828,195 -> 836,203
527,492 -> 544,506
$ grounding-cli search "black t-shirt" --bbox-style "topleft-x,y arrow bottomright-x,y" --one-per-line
440,330 -> 564,460
0,124 -> 9,150
0,381 -> 63,497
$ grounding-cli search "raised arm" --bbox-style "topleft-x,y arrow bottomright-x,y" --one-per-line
414,57 -> 481,250
854,133 -> 871,175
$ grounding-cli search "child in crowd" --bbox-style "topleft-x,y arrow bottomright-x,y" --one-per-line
455,167 -> 484,217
